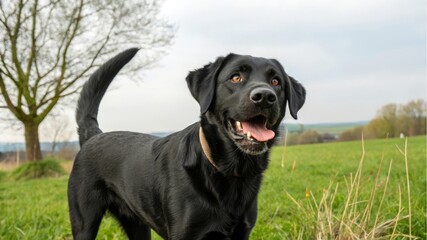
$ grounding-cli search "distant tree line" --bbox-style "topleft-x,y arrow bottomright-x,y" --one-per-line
339,99 -> 426,141
285,130 -> 324,145
282,99 -> 426,145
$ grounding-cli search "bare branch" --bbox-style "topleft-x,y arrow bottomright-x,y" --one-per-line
0,55 -> 18,84
0,72 -> 24,120
11,0 -> 25,80
25,0 -> 38,79
57,0 -> 84,85
34,1 -> 59,58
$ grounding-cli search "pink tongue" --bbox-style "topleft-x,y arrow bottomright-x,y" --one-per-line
241,121 -> 275,142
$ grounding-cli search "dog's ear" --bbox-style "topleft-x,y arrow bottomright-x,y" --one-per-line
285,75 -> 306,120
271,59 -> 306,119
186,56 -> 227,114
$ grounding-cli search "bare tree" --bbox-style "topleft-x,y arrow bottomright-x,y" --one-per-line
0,0 -> 174,161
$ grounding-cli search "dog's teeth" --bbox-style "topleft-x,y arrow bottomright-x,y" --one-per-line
247,131 -> 251,140
236,121 -> 243,131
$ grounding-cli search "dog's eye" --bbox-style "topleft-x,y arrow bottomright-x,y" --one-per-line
271,79 -> 280,86
230,74 -> 242,83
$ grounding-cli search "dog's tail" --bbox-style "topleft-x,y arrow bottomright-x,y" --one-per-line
76,48 -> 139,146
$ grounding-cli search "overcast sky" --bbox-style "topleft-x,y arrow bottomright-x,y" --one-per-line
1,0 -> 426,142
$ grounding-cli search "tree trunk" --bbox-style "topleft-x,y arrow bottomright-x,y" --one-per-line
24,122 -> 43,161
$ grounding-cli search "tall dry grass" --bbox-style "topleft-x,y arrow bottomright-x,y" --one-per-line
283,136 -> 416,239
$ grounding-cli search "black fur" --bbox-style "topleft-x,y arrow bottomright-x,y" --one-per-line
68,49 -> 306,240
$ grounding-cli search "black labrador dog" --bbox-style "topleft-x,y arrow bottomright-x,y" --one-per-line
68,48 -> 306,240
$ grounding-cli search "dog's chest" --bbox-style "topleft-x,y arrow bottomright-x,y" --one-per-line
209,176 -> 259,216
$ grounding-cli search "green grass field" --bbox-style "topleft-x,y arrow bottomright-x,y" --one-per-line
0,136 -> 425,239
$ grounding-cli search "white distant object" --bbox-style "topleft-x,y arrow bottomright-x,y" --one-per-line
400,133 -> 405,139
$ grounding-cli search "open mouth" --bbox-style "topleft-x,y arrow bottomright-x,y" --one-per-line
226,115 -> 275,155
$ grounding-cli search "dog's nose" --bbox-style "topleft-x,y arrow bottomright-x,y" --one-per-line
250,88 -> 277,108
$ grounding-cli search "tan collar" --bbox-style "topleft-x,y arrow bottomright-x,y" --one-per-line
199,127 -> 219,171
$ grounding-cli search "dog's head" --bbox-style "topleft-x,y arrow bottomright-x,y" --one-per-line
186,54 -> 306,155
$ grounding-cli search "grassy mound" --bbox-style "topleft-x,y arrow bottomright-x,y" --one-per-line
11,158 -> 66,180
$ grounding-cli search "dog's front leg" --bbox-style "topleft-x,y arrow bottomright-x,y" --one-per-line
231,199 -> 258,240
231,221 -> 254,240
